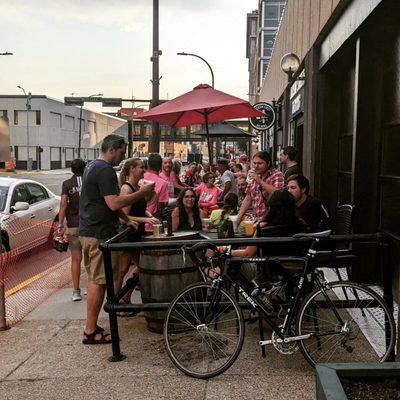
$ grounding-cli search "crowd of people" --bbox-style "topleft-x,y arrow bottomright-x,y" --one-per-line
58,134 -> 330,344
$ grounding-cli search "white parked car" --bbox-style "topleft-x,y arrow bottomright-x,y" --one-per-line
0,178 -> 60,253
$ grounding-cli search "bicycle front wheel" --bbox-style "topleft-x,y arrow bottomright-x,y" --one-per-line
297,281 -> 395,366
164,282 -> 245,379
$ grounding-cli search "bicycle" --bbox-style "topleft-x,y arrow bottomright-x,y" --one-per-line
163,230 -> 396,379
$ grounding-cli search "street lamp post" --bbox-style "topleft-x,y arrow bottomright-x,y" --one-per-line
177,52 -> 215,88
17,86 -> 32,171
280,53 -> 300,151
78,93 -> 103,158
177,52 -> 215,162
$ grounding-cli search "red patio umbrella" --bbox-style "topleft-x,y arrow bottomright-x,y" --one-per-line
136,84 -> 263,164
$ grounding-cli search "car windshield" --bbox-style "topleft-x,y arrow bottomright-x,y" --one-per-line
0,186 -> 9,212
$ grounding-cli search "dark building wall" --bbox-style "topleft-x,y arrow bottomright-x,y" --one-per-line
315,0 -> 400,293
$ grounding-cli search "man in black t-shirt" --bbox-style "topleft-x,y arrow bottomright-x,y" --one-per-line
79,134 -> 154,345
287,174 -> 330,232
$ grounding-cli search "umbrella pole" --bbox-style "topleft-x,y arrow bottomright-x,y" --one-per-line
205,112 -> 212,165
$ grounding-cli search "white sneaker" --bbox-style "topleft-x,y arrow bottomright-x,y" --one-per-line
72,289 -> 82,302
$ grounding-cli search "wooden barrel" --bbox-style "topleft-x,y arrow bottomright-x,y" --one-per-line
140,231 -> 203,333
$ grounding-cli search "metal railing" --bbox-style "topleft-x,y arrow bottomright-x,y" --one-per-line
99,230 -> 394,362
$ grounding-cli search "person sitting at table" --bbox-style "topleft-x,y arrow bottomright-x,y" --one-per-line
183,162 -> 200,187
115,158 -> 160,308
230,190 -> 306,258
223,190 -> 307,315
195,172 -> 221,216
237,176 -> 248,209
209,192 -> 238,228
172,188 -> 207,232
232,163 -> 245,178
171,159 -> 187,196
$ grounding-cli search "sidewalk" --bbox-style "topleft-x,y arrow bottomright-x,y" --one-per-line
0,278 -> 315,400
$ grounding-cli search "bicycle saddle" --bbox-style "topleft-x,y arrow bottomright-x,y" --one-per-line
292,230 -> 331,239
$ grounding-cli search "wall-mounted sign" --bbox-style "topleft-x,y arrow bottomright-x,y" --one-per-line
249,102 -> 275,131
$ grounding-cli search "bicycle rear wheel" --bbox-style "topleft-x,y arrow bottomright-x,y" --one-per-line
297,281 -> 395,366
164,282 -> 244,379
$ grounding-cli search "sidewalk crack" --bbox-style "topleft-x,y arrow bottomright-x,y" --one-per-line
1,320 -> 71,381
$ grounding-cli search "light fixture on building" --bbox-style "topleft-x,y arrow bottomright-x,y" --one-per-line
280,53 -> 300,76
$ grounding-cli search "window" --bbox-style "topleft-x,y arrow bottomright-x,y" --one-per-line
13,110 -> 41,125
26,183 -> 48,204
0,110 -> 8,121
11,185 -> 30,207
263,2 -> 285,28
259,59 -> 270,87
87,120 -> 96,134
133,124 -> 141,138
65,115 -> 75,130
79,118 -> 85,132
263,33 -> 276,57
0,186 -> 9,212
50,112 -> 62,128
265,4 -> 279,21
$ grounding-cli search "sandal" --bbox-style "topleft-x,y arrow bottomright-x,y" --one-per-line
82,326 -> 112,345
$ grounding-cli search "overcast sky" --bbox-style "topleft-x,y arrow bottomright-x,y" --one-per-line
0,0 -> 257,111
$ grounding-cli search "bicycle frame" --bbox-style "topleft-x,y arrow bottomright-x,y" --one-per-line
214,238 -> 346,343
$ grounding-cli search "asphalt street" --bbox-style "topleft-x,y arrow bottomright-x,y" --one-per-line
1,169 -> 72,195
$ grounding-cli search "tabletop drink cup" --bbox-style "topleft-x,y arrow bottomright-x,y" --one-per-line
246,168 -> 255,184
201,218 -> 211,231
244,220 -> 255,237
152,224 -> 162,237
228,215 -> 238,233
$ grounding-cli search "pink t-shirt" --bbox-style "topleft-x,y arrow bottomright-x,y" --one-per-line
159,171 -> 175,198
195,183 -> 220,207
144,171 -> 169,215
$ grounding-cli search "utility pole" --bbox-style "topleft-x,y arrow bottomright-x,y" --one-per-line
26,93 -> 31,170
150,0 -> 161,153
78,104 -> 83,158
17,86 -> 32,170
